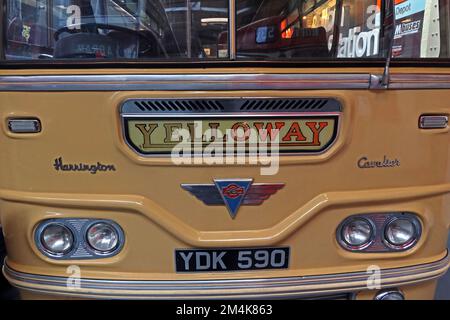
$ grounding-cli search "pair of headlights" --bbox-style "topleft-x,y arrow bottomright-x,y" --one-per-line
36,213 -> 420,259
338,213 -> 421,252
37,220 -> 123,258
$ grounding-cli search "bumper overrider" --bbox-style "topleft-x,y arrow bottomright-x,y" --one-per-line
3,253 -> 449,299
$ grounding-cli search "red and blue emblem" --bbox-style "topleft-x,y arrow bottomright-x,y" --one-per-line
181,179 -> 285,219
214,179 -> 253,218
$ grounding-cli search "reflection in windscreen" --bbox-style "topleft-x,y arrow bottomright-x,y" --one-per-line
5,0 -> 450,61
235,0 -> 382,59
5,0 -> 229,60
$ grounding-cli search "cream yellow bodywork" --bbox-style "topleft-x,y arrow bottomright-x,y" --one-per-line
0,67 -> 450,299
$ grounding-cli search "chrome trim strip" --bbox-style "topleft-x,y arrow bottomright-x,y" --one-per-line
389,74 -> 450,89
4,252 -> 449,299
121,111 -> 342,118
1,73 -> 449,91
0,74 -> 371,91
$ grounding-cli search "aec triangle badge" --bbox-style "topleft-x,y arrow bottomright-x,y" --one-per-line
214,179 -> 253,219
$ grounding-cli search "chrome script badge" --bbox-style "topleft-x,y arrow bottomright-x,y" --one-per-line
181,179 -> 285,219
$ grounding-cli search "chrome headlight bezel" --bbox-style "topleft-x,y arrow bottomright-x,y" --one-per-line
374,289 -> 405,300
35,218 -> 124,260
337,217 -> 376,251
382,216 -> 421,250
36,222 -> 77,258
84,221 -> 123,255
337,212 -> 422,253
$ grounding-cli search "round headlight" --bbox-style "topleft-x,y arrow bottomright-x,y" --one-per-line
341,218 -> 374,249
385,218 -> 417,248
40,223 -> 74,256
86,222 -> 119,253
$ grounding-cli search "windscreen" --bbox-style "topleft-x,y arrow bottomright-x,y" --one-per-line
235,0 -> 383,59
3,0 -> 450,61
5,0 -> 229,60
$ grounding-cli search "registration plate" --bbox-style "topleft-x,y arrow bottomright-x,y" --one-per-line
175,247 -> 290,272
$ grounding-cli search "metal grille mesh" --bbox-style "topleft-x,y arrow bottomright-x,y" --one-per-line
122,98 -> 341,114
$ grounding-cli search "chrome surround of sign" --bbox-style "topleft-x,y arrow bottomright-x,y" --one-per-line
120,97 -> 342,157
181,179 -> 285,218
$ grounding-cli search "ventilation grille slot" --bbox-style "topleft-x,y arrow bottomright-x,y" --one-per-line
135,100 -> 224,112
239,99 -> 328,111
122,98 -> 341,114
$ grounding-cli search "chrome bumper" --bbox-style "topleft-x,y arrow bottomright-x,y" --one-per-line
3,253 -> 449,299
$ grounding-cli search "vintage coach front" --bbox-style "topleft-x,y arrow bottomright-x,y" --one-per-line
0,0 -> 450,300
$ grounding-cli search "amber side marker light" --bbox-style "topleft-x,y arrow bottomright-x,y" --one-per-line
7,118 -> 41,133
